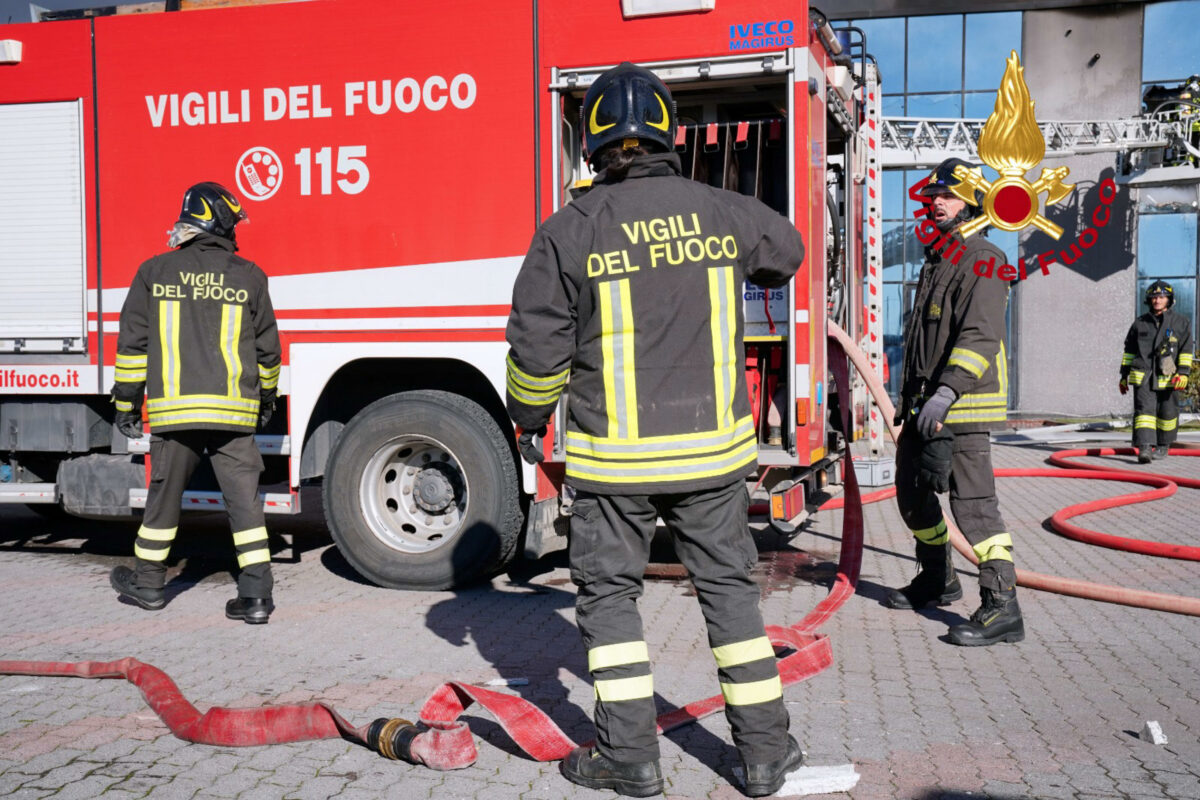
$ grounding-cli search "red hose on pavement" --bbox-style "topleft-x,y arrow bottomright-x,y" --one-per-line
0,334 -> 868,770
4,329 -> 1198,764
828,321 -> 1200,617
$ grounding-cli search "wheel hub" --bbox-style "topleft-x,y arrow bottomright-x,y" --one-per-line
413,464 -> 457,513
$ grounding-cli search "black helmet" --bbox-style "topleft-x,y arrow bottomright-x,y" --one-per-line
581,62 -> 676,165
1145,279 -> 1175,307
178,182 -> 247,240
919,157 -> 984,227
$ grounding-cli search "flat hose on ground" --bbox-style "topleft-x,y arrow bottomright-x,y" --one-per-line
828,320 -> 1200,617
0,337 -> 870,769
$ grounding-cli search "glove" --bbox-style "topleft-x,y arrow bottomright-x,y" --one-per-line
516,425 -> 547,464
258,400 -> 275,429
115,410 -> 143,440
1118,379 -> 1129,395
915,385 -> 957,439
1171,374 -> 1188,390
916,428 -> 954,494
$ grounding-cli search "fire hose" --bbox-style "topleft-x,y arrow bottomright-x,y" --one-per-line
2,324 -> 1197,767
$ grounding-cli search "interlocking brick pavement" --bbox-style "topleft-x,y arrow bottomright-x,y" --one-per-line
1,442 -> 1198,799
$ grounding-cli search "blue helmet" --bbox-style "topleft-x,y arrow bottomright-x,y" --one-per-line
581,62 -> 676,165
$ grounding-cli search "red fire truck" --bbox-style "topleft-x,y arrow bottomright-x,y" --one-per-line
0,0 -> 881,589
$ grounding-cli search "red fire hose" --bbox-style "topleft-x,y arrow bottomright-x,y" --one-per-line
2,327 -> 1197,766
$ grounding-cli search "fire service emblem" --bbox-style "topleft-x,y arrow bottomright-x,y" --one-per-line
952,51 -> 1075,239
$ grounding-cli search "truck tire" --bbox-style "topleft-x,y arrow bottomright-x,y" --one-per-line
323,390 -> 522,590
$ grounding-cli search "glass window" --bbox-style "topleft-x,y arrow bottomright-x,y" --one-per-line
907,93 -> 963,118
1137,212 -> 1198,279
964,91 -> 997,119
1138,278 -> 1196,328
1137,185 -> 1199,215
882,95 -> 906,116
882,221 -> 906,280
855,18 -> 906,91
988,229 -> 1019,269
964,13 -> 1022,89
907,15 -> 963,93
1142,0 -> 1200,83
883,169 -> 906,220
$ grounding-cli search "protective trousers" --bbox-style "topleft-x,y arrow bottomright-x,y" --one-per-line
1132,382 -> 1179,447
133,431 -> 272,598
895,425 -> 1015,592
568,480 -> 788,765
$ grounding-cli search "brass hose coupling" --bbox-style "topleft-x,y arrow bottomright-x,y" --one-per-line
366,717 -> 420,762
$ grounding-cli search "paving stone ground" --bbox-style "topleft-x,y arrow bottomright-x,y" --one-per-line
1,440 -> 1197,799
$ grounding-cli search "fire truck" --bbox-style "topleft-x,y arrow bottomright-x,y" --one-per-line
0,0 -> 880,590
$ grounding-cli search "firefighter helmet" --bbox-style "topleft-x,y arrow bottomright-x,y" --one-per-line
1145,279 -> 1175,307
919,157 -> 984,227
178,182 -> 247,240
581,62 -> 676,165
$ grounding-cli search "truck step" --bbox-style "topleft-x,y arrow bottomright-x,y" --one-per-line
0,483 -> 57,504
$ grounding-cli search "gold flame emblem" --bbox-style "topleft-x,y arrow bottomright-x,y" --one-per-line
951,51 -> 1074,239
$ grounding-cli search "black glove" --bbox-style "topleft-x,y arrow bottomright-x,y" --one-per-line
517,426 -> 547,464
916,428 -> 954,494
258,400 -> 275,430
115,410 -> 143,440
915,384 -> 957,439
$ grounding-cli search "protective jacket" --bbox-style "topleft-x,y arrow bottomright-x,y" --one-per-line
900,229 -> 1010,433
1121,308 -> 1194,390
505,153 -> 804,494
112,233 -> 281,434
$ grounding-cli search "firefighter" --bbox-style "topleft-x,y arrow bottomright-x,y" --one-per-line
505,63 -> 805,798
108,182 -> 282,625
1120,280 -> 1194,462
887,158 -> 1022,647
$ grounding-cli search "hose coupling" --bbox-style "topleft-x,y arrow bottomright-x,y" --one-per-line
367,717 -> 420,762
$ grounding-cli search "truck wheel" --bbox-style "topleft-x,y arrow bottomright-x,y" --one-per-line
323,390 -> 522,590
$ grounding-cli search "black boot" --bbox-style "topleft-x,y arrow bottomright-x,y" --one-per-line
948,588 -> 1024,646
560,745 -> 663,798
884,541 -> 962,609
1152,445 -> 1169,460
225,596 -> 274,625
743,734 -> 803,797
1137,445 -> 1152,464
110,566 -> 165,610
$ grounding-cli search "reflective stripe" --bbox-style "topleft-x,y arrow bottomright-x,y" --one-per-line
159,300 -> 181,397
232,526 -> 269,546
237,549 -> 271,568
566,434 -> 757,485
1120,353 -> 1135,366
944,406 -> 1006,424
505,354 -> 568,390
1157,417 -> 1178,431
505,355 -> 567,407
148,410 -> 258,428
946,343 -> 1007,424
148,394 -> 259,412
708,266 -> 737,430
258,362 -> 280,391
948,347 -> 989,378
137,526 -> 177,542
588,641 -> 649,672
220,304 -> 244,398
594,674 -> 654,702
1179,352 -> 1194,368
115,352 -> 148,382
1128,370 -> 1145,386
911,519 -> 948,545
973,532 -> 1013,562
712,637 -> 774,668
566,416 -> 754,460
1134,415 -> 1157,430
115,399 -> 133,412
720,675 -> 782,706
599,279 -> 638,439
135,544 -> 171,562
